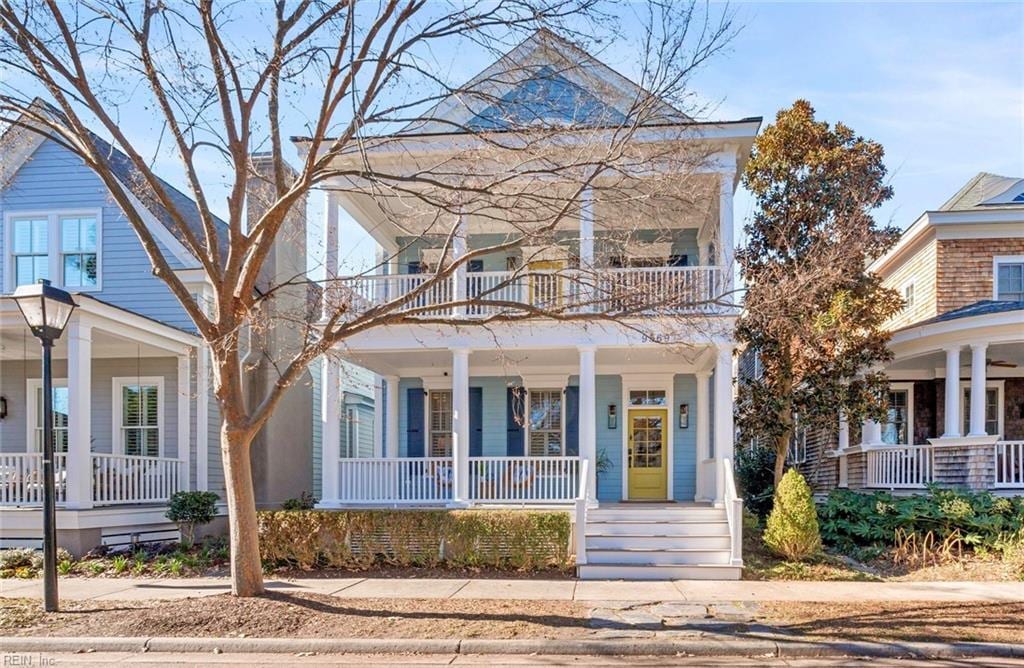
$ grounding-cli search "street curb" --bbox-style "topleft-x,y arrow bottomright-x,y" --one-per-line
3,636 -> 1023,658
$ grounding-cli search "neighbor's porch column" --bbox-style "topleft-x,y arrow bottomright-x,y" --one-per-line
837,411 -> 849,488
718,166 -> 736,300
694,370 -> 712,502
578,345 -> 597,502
196,343 -> 210,491
451,348 -> 471,504
943,345 -> 962,438
65,319 -> 92,509
322,358 -> 342,503
385,375 -> 400,458
713,344 -> 735,505
968,343 -> 988,437
579,186 -> 595,309
372,375 -> 384,457
177,352 -> 192,491
453,207 -> 468,316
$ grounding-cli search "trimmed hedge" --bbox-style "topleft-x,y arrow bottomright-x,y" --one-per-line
257,509 -> 572,571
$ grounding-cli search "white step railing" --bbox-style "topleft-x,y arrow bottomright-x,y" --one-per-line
995,441 -> 1024,488
866,445 -> 934,489
468,456 -> 581,503
722,458 -> 743,567
91,453 -> 185,505
337,266 -> 723,318
574,459 -> 590,566
337,457 -> 454,504
0,453 -> 67,506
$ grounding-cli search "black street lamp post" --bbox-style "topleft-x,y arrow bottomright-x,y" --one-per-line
12,279 -> 76,612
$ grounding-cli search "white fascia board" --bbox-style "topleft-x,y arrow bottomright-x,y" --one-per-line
888,311 -> 1024,359
925,209 -> 1024,225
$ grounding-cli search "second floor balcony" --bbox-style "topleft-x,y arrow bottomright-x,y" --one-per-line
336,265 -> 728,319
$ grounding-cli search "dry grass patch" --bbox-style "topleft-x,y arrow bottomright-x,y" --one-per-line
3,593 -> 589,640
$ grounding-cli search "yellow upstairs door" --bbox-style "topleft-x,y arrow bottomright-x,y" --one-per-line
627,409 -> 668,500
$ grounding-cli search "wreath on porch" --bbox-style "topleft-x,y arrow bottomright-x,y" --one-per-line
506,460 -> 536,489
430,461 -> 454,487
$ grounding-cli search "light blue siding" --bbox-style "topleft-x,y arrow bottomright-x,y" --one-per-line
595,375 -> 624,501
0,139 -> 194,330
672,374 -> 698,501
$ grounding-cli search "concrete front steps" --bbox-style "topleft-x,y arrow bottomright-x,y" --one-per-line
577,503 -> 742,580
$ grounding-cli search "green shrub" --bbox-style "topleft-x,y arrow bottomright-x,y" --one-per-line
282,492 -> 318,511
257,509 -> 572,571
735,445 -> 776,518
763,469 -> 821,561
0,547 -> 73,578
819,487 -> 1024,554
166,491 -> 219,547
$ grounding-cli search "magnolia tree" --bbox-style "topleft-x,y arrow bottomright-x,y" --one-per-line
1,0 -> 736,596
735,100 -> 903,486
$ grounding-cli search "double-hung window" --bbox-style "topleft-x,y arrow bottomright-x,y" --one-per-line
881,385 -> 913,445
115,378 -> 162,457
994,258 -> 1024,301
428,390 -> 453,457
7,211 -> 100,291
961,382 -> 1003,437
528,389 -> 563,456
27,379 -> 69,453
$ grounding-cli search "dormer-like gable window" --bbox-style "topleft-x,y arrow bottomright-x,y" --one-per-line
994,257 -> 1024,302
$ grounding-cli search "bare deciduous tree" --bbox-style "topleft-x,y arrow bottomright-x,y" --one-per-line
1,0 -> 736,596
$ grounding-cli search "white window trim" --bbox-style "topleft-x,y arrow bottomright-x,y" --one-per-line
901,279 -> 916,311
25,378 -> 69,453
112,376 -> 165,457
787,421 -> 808,464
883,382 -> 915,446
4,209 -> 103,293
345,405 -> 360,458
524,388 -> 567,457
959,379 -> 1005,438
424,389 -> 453,458
992,255 -> 1024,301
619,374 -> 675,501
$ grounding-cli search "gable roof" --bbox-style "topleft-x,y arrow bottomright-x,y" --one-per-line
938,171 -> 1024,211
906,299 -> 1024,329
406,29 -> 691,135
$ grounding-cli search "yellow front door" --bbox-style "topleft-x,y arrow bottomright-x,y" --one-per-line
627,409 -> 668,500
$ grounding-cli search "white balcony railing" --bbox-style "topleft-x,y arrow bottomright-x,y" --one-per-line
338,266 -> 723,318
0,453 -> 66,505
468,456 -> 581,503
337,457 -> 455,504
91,454 -> 186,505
995,441 -> 1024,488
865,445 -> 934,489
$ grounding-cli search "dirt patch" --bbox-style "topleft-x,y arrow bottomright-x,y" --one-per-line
3,593 -> 588,639
760,601 -> 1024,644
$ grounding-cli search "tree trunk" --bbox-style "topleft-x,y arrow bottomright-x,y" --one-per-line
221,424 -> 265,597
773,437 -> 787,487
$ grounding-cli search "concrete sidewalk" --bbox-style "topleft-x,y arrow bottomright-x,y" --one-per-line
2,576 -> 1023,602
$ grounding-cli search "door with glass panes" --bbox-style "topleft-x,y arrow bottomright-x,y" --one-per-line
627,408 -> 668,499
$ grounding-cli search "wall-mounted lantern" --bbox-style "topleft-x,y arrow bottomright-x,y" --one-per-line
0,396 -> 6,420
678,403 -> 689,429
607,404 -> 617,430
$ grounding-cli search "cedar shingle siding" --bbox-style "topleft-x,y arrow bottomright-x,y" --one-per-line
935,238 -> 1024,314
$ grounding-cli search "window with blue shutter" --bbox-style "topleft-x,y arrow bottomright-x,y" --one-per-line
470,387 -> 483,457
506,387 -> 525,456
564,386 -> 579,456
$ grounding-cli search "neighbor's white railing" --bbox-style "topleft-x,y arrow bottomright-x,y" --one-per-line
0,453 -> 67,506
866,445 -> 934,489
722,458 -> 743,567
337,457 -> 454,504
468,456 -> 581,503
91,453 -> 185,505
337,266 -> 722,317
574,458 -> 590,567
995,441 -> 1024,488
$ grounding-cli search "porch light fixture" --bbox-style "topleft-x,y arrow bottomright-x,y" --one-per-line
12,278 -> 77,612
607,404 -> 617,430
678,403 -> 689,429
0,396 -> 6,420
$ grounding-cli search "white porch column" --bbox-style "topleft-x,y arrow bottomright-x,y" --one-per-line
177,353 -> 192,491
451,348 -> 470,504
195,343 -> 209,491
372,375 -> 384,457
968,343 -> 988,437
324,192 -> 340,319
579,186 -> 595,309
718,169 -> 735,300
713,344 -> 735,504
943,345 -> 962,438
837,411 -> 849,488
861,418 -> 881,446
578,345 -> 597,502
65,320 -> 92,509
694,370 -> 711,502
322,358 -> 342,502
453,208 -> 467,315
385,375 -> 400,458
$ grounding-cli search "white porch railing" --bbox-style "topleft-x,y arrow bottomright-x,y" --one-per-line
574,459 -> 589,566
0,453 -> 67,506
91,454 -> 186,505
468,456 -> 581,503
995,441 -> 1024,488
337,457 -> 455,504
866,445 -> 934,489
722,458 -> 743,567
338,266 -> 722,318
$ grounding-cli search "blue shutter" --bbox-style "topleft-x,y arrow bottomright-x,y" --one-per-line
564,386 -> 579,456
506,387 -> 525,456
470,387 -> 483,457
407,388 -> 425,457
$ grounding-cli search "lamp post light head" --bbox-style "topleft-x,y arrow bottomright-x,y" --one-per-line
12,279 -> 77,342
